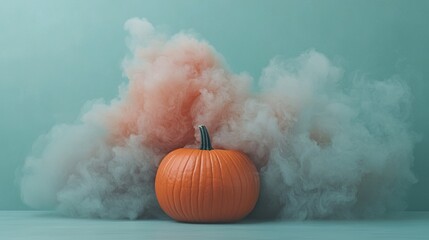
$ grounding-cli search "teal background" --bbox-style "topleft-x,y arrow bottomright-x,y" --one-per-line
0,0 -> 428,210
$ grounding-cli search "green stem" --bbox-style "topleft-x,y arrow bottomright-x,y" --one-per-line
199,125 -> 213,150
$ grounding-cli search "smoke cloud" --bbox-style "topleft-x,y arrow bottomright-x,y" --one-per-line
20,18 -> 416,220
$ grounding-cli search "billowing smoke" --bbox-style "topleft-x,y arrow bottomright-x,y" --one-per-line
20,18 -> 416,220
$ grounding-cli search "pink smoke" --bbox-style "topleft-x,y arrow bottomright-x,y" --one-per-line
20,18 -> 416,220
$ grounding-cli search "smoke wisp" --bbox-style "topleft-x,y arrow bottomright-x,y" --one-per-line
20,18 -> 416,220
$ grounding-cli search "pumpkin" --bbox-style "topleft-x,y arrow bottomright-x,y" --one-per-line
155,125 -> 260,223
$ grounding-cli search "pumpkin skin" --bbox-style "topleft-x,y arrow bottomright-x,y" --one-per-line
155,125 -> 260,223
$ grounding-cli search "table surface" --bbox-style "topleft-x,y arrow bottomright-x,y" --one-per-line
1,211 -> 428,240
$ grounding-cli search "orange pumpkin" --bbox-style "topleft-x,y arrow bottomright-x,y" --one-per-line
155,125 -> 260,223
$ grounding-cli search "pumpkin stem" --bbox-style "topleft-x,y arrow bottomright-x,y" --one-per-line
199,125 -> 213,150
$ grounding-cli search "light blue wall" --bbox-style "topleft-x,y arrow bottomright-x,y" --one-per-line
1,0 -> 428,210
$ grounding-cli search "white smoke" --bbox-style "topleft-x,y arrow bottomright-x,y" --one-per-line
20,18 -> 416,220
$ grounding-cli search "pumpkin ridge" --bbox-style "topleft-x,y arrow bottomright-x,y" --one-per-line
213,150 -> 224,219
189,150 -> 199,221
240,159 -> 252,212
178,149 -> 195,221
158,155 -> 174,218
202,151 -> 212,221
228,152 -> 245,220
239,152 -> 258,218
241,154 -> 254,214
241,152 -> 259,217
208,150 -> 215,219
197,150 -> 204,222
161,154 -> 179,218
214,150 -> 234,219
170,150 -> 190,220
236,153 -> 249,215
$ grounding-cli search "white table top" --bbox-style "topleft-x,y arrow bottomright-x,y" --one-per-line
1,211 -> 428,240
